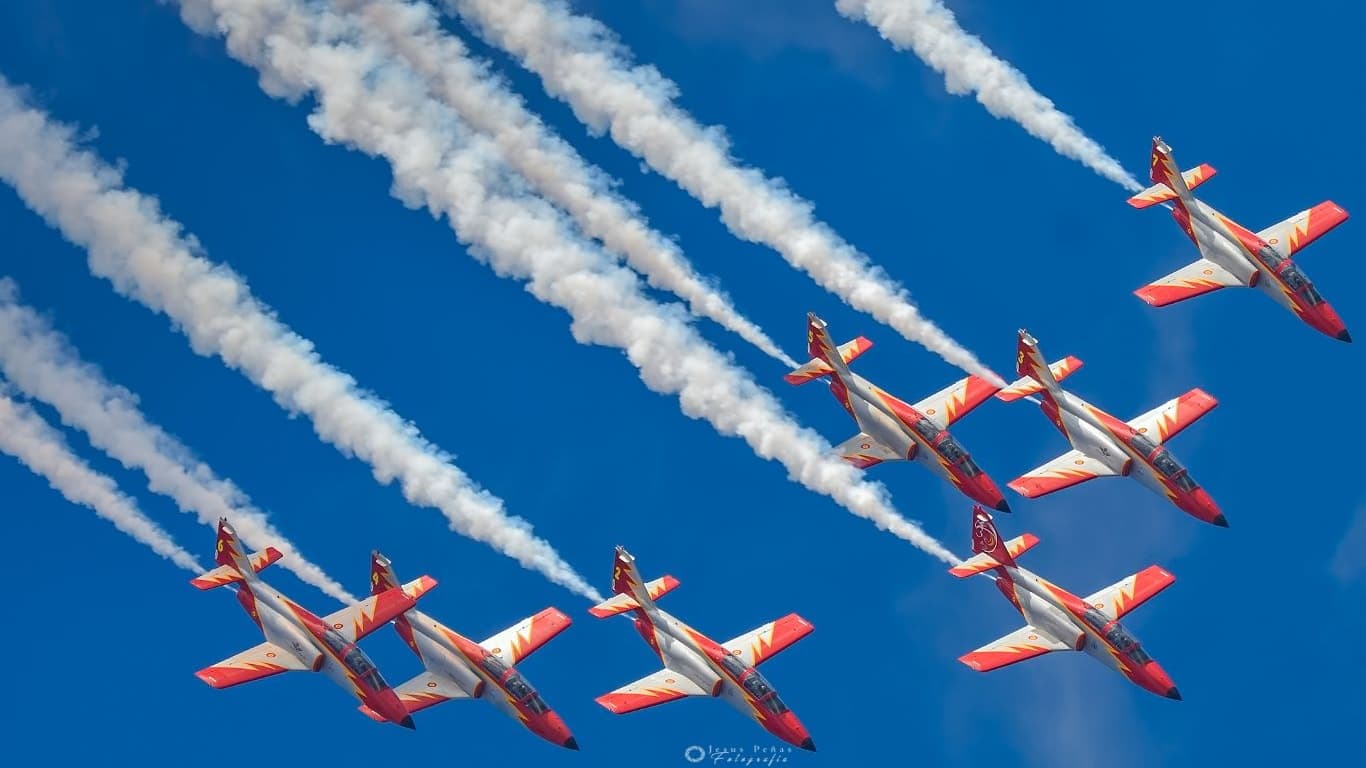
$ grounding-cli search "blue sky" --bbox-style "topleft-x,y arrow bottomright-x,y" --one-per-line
0,1 -> 1362,766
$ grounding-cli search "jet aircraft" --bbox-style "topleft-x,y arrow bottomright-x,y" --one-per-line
190,519 -> 434,728
590,547 -> 816,750
1130,136 -> 1350,341
952,507 -> 1182,699
1001,329 -> 1224,526
787,312 -> 1016,511
362,552 -> 578,749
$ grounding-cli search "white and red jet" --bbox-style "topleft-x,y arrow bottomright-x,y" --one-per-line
952,507 -> 1182,699
1001,329 -> 1225,526
787,312 -> 1012,511
1130,136 -> 1351,341
361,552 -> 578,750
590,547 -> 816,751
190,519 -> 435,727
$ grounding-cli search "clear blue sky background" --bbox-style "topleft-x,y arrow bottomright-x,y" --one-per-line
1,2 -> 1362,766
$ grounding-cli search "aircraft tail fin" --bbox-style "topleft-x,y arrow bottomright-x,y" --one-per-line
370,551 -> 401,595
589,547 -> 679,617
1128,137 -> 1211,210
190,519 -> 277,589
996,330 -> 1075,403
1128,140 -> 1215,209
948,507 -> 1030,577
784,313 -> 872,385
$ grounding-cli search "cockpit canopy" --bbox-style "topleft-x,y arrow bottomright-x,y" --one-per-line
322,628 -> 389,691
719,652 -> 789,715
482,653 -> 550,714
913,418 -> 982,477
1082,609 -> 1152,666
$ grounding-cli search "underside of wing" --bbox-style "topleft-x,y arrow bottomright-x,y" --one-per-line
1135,259 -> 1244,307
834,431 -> 903,469
360,670 -> 471,721
911,375 -> 1002,430
1257,201 -> 1348,258
596,669 -> 710,714
1083,565 -> 1176,622
1009,450 -> 1118,498
482,607 -> 573,667
960,625 -> 1074,672
1127,389 -> 1217,445
723,613 -> 813,667
195,641 -> 309,689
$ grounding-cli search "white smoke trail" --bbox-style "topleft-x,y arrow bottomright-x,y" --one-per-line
0,77 -> 602,601
339,0 -> 795,368
446,0 -> 1002,385
0,279 -> 354,602
835,0 -> 1142,191
170,0 -> 958,564
0,389 -> 203,571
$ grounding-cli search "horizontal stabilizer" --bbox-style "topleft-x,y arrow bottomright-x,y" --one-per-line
596,668 -> 710,714
960,625 -> 1074,672
1009,450 -> 1118,498
1128,163 -> 1217,208
196,640 -> 310,689
948,534 -> 1040,578
1083,565 -> 1176,621
190,546 -> 284,590
1127,389 -> 1217,445
360,671 -> 470,721
997,357 -> 1083,403
723,613 -> 813,666
588,575 -> 680,618
482,607 -> 572,666
834,431 -> 904,469
783,336 -> 873,385
1256,200 -> 1348,259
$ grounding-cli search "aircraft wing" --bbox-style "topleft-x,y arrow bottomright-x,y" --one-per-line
597,668 -> 711,714
1083,566 -> 1176,622
481,607 -> 573,667
911,375 -> 1001,430
1257,201 -> 1348,259
360,670 -> 471,721
1008,449 -> 1119,498
1135,259 -> 1243,307
722,613 -> 813,667
195,641 -> 310,689
834,431 -> 904,469
1126,389 -> 1217,445
959,625 -> 1074,672
322,576 -> 436,643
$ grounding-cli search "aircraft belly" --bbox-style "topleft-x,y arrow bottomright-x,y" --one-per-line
316,655 -> 357,696
654,631 -> 720,695
848,398 -> 911,455
1015,590 -> 1082,650
1056,406 -> 1126,474
257,605 -> 319,668
413,631 -> 485,698
1192,219 -> 1258,284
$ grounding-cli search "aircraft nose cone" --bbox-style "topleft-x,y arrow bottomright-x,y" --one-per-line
800,737 -> 816,752
1212,514 -> 1229,528
399,715 -> 416,730
562,737 -> 579,751
1337,329 -> 1353,343
1165,687 -> 1182,701
994,498 -> 1011,514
